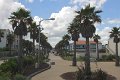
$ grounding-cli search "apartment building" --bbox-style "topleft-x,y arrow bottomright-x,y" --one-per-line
69,40 -> 102,52
107,38 -> 120,56
0,29 -> 10,48
0,29 -> 19,51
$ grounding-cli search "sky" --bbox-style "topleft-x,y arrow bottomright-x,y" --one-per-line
0,0 -> 120,47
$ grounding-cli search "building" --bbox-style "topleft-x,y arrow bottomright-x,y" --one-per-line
107,38 -> 120,56
0,29 -> 19,51
12,35 -> 19,51
69,40 -> 102,52
0,29 -> 10,48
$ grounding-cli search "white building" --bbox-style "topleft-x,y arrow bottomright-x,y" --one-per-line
69,40 -> 104,58
69,40 -> 102,52
0,29 -> 10,48
0,29 -> 19,52
107,38 -> 120,56
12,35 -> 19,51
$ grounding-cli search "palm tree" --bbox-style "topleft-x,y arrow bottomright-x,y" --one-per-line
75,4 -> 102,75
22,39 -> 33,55
110,27 -> 120,66
9,8 -> 32,57
62,34 -> 71,54
6,32 -> 15,55
36,32 -> 48,62
0,30 -> 4,42
68,21 -> 80,66
55,40 -> 66,56
93,34 -> 101,60
28,21 -> 39,54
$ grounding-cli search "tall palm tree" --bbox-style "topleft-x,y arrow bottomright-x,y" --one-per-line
75,4 -> 102,75
28,21 -> 39,54
6,32 -> 15,55
110,27 -> 120,66
68,21 -> 80,66
36,32 -> 48,62
55,40 -> 66,56
9,8 -> 32,57
62,34 -> 71,53
0,30 -> 4,42
93,34 -> 101,60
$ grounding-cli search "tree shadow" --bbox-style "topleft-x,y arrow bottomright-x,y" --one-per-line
60,72 -> 117,80
107,74 -> 117,80
60,72 -> 76,80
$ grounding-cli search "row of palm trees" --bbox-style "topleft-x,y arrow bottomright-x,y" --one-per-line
55,4 -> 120,78
68,4 -> 102,76
8,7 -> 52,57
55,34 -> 71,56
110,27 -> 120,66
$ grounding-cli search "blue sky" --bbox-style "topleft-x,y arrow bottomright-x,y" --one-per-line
0,0 -> 120,47
19,0 -> 70,18
19,0 -> 120,19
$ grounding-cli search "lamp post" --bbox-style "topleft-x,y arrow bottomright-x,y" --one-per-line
37,18 -> 55,67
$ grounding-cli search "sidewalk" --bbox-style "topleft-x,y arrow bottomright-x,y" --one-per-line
32,54 -> 120,80
31,54 -> 78,80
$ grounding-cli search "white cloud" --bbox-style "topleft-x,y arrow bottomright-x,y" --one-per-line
26,0 -> 34,3
39,0 -> 44,2
107,19 -> 120,24
0,0 -> 25,30
96,27 -> 111,44
71,0 -> 107,9
34,7 -> 77,47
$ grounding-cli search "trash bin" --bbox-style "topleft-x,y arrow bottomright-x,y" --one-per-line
50,62 -> 55,65
35,62 -> 38,68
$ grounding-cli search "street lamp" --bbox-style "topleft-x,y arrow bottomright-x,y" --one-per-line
37,18 -> 55,67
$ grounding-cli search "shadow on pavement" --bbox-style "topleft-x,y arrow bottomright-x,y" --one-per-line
60,72 -> 117,80
60,72 -> 76,80
107,74 -> 117,80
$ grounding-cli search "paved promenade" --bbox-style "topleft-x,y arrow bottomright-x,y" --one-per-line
31,54 -> 78,80
32,54 -> 120,80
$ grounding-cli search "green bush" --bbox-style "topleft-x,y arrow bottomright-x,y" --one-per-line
77,56 -> 85,61
76,68 -> 107,80
0,58 -> 18,76
0,72 -> 11,80
22,56 -> 34,66
0,47 -> 10,52
94,69 -> 107,80
14,74 -> 29,80
0,76 -> 9,80
99,49 -> 106,53
101,55 -> 115,61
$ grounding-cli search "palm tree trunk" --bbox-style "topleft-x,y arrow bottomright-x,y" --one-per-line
96,43 -> 99,60
85,37 -> 91,76
33,38 -> 35,54
115,43 -> 119,66
72,41 -> 77,66
18,35 -> 23,73
10,44 -> 12,56
19,35 -> 23,57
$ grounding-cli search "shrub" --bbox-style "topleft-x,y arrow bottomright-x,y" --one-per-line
76,68 -> 108,80
0,58 -> 18,76
101,55 -> 115,61
14,74 -> 29,80
0,76 -> 9,80
22,56 -> 34,66
0,72 -> 11,80
78,56 -> 85,61
76,67 -> 85,80
99,49 -> 106,53
92,69 -> 107,80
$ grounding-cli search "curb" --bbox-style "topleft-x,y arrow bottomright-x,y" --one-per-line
27,64 -> 51,80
